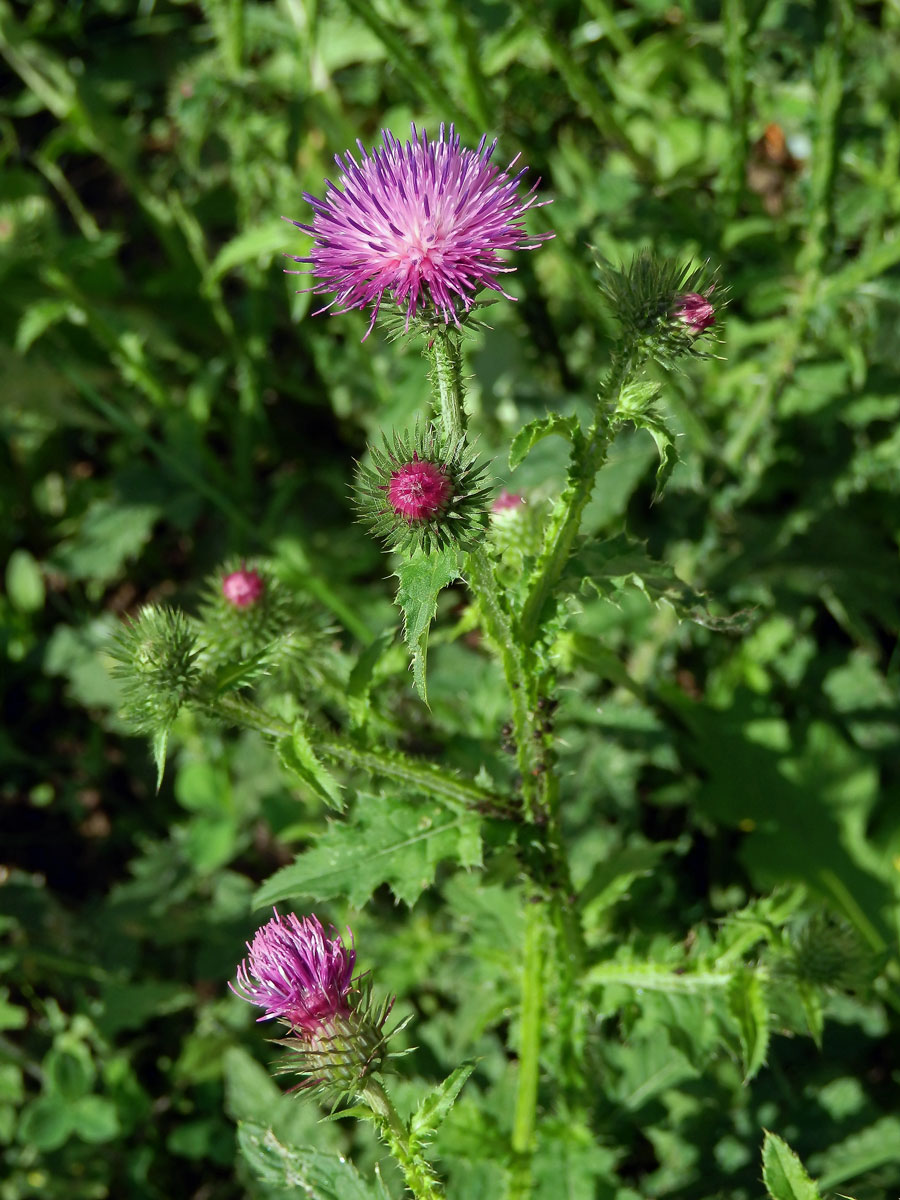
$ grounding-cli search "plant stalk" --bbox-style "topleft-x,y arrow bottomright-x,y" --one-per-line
361,1078 -> 444,1200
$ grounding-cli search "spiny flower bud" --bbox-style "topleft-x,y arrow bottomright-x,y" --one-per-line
490,490 -> 543,562
197,560 -> 334,692
109,605 -> 201,734
674,290 -> 715,334
355,424 -> 491,555
388,457 -> 453,522
232,911 -> 406,1098
222,565 -> 264,608
787,910 -> 879,992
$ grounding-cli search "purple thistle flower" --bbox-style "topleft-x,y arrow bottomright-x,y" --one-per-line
285,123 -> 552,337
222,566 -> 264,608
231,910 -> 355,1033
387,456 -> 453,522
674,290 -> 715,334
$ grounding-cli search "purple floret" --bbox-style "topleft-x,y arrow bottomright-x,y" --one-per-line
286,123 -> 552,337
231,910 -> 355,1033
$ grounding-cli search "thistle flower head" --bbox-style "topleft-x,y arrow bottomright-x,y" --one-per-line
355,424 -> 492,555
286,123 -> 552,338
231,910 -> 355,1031
233,912 -> 410,1100
222,565 -> 264,608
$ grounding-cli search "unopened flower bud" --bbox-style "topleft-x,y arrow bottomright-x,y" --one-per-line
222,566 -> 265,608
355,425 -> 491,554
388,457 -> 453,522
674,290 -> 715,334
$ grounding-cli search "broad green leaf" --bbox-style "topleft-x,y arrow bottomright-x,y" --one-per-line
278,720 -> 344,810
237,1121 -> 379,1198
254,796 -> 470,909
207,220 -> 290,280
5,548 -> 45,612
395,548 -> 460,703
815,1114 -> 900,1190
17,1096 -> 73,1151
762,1132 -> 822,1200
15,297 -> 76,352
50,499 -> 160,584
68,1095 -> 121,1143
509,412 -> 582,471
410,1061 -> 476,1144
726,970 -> 769,1081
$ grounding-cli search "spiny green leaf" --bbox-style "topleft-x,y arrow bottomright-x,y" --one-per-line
253,796 -> 472,909
762,1132 -> 822,1200
151,727 -> 169,794
347,630 -> 395,727
566,532 -> 749,631
395,548 -> 460,703
410,1061 -> 477,1144
277,721 -> 344,811
727,969 -> 770,1081
509,412 -> 582,471
626,408 -> 680,500
237,1122 -> 379,1198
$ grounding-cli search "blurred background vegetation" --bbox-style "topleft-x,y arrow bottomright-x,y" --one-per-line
2,0 -> 900,1197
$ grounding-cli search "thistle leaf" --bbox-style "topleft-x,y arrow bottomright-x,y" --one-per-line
395,548 -> 461,703
278,721 -> 344,811
410,1061 -> 477,1145
237,1122 -> 378,1198
508,412 -> 582,471
727,969 -> 770,1081
761,1132 -> 822,1200
253,796 -> 475,909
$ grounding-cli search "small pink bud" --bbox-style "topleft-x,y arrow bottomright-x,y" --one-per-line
387,457 -> 453,522
492,490 -> 525,513
222,567 -> 264,608
675,291 -> 715,333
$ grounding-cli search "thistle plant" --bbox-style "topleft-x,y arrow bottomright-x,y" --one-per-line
106,122 -> 884,1200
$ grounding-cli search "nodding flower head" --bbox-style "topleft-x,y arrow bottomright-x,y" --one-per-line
355,425 -> 492,555
674,290 -> 715,334
222,566 -> 265,608
231,910 -> 355,1033
285,123 -> 552,338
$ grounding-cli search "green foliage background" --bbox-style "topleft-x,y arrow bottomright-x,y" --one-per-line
2,0 -> 899,1197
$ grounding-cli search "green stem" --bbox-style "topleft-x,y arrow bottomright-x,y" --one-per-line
361,1079 -> 445,1200
211,693 -> 509,817
509,901 -> 545,1199
428,331 -> 466,442
517,351 -> 631,647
